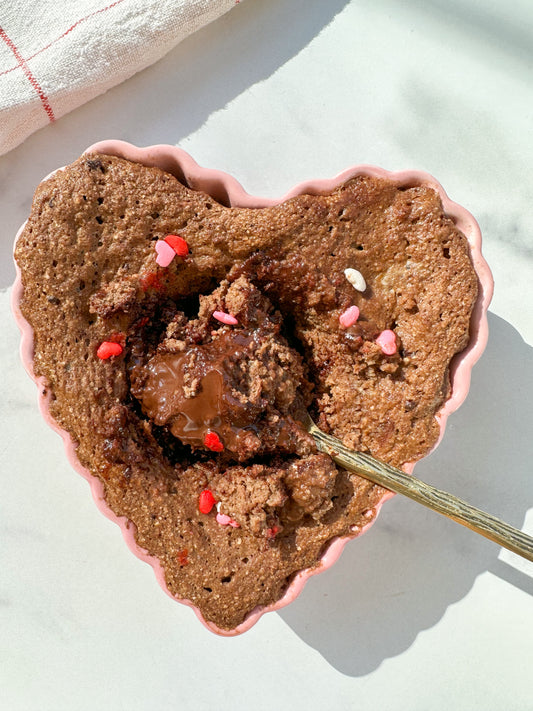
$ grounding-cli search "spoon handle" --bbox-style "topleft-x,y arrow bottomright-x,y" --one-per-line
308,422 -> 533,563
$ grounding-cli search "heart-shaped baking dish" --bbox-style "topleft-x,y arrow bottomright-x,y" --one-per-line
12,140 -> 493,635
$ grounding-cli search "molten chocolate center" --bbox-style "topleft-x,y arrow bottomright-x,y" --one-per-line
138,330 -> 264,454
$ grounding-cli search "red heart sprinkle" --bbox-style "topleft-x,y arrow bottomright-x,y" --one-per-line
198,489 -> 217,514
164,234 -> 189,257
96,341 -> 123,359
204,431 -> 224,452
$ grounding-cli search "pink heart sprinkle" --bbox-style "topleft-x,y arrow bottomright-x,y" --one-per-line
376,329 -> 397,355
155,240 -> 175,267
213,310 -> 238,325
216,512 -> 240,527
339,305 -> 360,328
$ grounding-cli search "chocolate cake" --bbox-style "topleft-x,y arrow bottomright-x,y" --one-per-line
14,153 -> 478,630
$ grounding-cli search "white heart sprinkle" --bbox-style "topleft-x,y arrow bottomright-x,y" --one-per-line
344,267 -> 366,292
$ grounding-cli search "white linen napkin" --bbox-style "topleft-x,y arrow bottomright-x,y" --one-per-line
0,0 -> 245,156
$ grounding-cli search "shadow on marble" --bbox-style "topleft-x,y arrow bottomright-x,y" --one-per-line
0,0 -> 349,288
278,312 -> 533,676
489,558 -> 533,598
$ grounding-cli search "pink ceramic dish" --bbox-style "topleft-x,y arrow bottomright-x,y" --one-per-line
12,140 -> 494,635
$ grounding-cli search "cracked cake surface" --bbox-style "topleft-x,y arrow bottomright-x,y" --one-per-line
14,153 -> 478,630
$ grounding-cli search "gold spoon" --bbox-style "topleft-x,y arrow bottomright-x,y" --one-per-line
305,415 -> 533,563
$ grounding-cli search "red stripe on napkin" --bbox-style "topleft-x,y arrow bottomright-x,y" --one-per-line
0,0 -> 127,79
0,26 -> 55,122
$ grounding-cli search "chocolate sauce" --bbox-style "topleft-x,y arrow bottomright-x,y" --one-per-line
138,330 -> 266,454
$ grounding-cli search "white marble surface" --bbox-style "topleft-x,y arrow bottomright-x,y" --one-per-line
1,1 -> 532,709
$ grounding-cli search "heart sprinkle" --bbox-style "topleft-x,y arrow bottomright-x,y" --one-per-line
96,341 -> 123,359
216,512 -> 240,528
204,431 -> 224,452
155,239 -> 175,267
164,234 -> 189,257
376,329 -> 397,355
344,267 -> 366,292
213,310 -> 238,325
339,305 -> 360,328
198,489 -> 217,514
